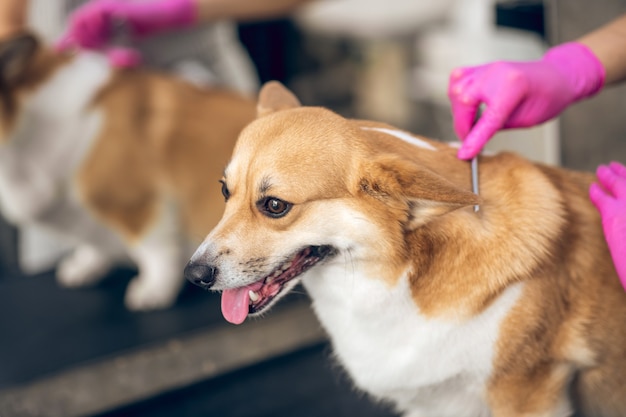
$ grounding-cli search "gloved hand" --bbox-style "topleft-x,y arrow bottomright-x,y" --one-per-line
448,42 -> 606,160
590,161 -> 626,291
56,0 -> 197,67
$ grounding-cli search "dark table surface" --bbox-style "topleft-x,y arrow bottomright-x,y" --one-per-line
0,267 -> 398,417
0,267 -> 234,388
95,343 -> 398,417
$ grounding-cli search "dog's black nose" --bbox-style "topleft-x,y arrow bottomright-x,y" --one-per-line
184,261 -> 218,289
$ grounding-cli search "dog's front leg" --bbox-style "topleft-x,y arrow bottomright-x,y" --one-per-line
124,200 -> 186,311
487,365 -> 574,417
57,244 -> 114,288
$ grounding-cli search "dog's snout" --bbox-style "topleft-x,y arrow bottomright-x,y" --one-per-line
184,261 -> 218,289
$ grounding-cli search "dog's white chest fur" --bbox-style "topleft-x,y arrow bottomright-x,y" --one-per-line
303,266 -> 523,417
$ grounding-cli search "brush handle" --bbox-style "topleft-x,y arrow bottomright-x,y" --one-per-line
471,156 -> 479,213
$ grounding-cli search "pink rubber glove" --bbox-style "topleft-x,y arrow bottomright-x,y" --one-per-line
56,0 -> 197,67
448,42 -> 606,160
104,46 -> 143,68
590,162 -> 626,291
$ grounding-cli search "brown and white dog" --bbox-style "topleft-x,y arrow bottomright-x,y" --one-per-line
0,31 -> 256,310
185,81 -> 626,417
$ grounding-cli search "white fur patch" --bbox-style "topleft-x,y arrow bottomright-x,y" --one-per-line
303,263 -> 524,417
57,244 -> 113,287
0,52 -> 135,275
0,52 -> 111,224
125,198 -> 187,311
361,126 -> 437,151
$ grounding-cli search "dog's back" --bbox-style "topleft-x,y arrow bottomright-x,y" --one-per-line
476,157 -> 626,417
498,163 -> 626,417
356,121 -> 626,416
79,69 -> 256,240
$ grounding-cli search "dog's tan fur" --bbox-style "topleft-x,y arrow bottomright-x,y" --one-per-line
78,69 -> 253,241
0,32 -> 255,309
189,81 -> 626,416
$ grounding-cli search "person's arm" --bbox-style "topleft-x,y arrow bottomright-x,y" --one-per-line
196,0 -> 312,22
578,14 -> 626,85
0,0 -> 27,38
56,0 -> 311,67
447,15 -> 626,160
58,0 -> 311,47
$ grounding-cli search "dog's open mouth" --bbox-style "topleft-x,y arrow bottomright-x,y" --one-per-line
220,245 -> 337,324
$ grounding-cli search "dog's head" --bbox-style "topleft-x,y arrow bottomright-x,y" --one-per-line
185,81 -> 480,324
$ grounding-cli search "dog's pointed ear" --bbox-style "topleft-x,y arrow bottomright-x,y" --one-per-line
257,81 -> 301,117
357,154 -> 481,230
0,33 -> 39,85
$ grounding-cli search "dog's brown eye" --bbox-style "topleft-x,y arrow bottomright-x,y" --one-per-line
219,180 -> 230,201
258,197 -> 292,218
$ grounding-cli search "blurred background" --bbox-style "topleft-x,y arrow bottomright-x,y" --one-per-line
1,0 -> 625,416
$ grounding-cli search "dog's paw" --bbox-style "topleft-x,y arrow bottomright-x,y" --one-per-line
124,276 -> 180,311
56,245 -> 110,288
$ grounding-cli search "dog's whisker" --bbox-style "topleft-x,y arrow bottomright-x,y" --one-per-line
342,248 -> 358,298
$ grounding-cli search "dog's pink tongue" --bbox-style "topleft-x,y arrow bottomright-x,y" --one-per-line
221,288 -> 250,325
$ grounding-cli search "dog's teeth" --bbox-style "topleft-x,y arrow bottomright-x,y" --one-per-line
266,263 -> 291,283
249,290 -> 260,302
269,271 -> 281,281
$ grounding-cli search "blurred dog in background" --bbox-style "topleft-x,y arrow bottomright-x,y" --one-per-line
0,31 -> 256,310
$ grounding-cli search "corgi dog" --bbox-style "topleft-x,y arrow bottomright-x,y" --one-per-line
185,81 -> 626,417
0,31 -> 256,310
